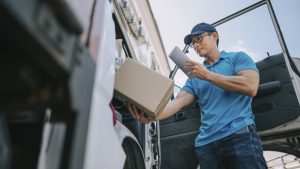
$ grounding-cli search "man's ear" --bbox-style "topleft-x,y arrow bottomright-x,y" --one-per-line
212,32 -> 219,46
212,32 -> 218,40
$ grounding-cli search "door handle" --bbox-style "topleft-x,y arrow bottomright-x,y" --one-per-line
255,81 -> 281,98
175,112 -> 185,121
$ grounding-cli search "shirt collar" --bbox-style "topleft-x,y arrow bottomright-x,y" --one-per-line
203,50 -> 228,67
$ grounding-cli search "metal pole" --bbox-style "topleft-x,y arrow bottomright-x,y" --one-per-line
212,0 -> 266,27
265,0 -> 300,77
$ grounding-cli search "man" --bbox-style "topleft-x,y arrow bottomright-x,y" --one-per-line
129,22 -> 267,169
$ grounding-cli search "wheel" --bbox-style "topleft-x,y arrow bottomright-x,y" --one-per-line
122,138 -> 145,169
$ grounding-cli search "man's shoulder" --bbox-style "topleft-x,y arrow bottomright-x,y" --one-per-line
222,51 -> 251,62
222,50 -> 247,57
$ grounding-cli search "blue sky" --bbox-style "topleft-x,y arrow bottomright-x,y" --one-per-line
149,0 -> 300,86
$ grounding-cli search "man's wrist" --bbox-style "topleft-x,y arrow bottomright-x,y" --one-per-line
206,71 -> 215,82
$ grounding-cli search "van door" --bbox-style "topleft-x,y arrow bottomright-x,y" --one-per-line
159,100 -> 200,169
254,53 -> 300,157
159,52 -> 300,169
159,1 -> 300,168
253,53 -> 300,132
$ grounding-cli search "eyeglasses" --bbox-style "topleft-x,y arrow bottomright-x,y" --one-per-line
189,32 -> 212,48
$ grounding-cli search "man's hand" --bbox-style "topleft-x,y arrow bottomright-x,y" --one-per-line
186,59 -> 210,80
127,103 -> 153,124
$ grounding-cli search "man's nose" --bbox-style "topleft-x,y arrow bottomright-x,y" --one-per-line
194,42 -> 202,48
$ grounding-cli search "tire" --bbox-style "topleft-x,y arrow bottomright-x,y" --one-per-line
122,138 -> 145,169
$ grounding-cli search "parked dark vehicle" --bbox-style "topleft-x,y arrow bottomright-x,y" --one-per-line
160,1 -> 300,168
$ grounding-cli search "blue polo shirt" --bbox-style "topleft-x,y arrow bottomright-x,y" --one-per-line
182,51 -> 258,147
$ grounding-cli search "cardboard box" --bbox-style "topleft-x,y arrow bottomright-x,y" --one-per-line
114,58 -> 174,120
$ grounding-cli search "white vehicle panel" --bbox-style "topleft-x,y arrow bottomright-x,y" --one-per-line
83,1 -> 125,169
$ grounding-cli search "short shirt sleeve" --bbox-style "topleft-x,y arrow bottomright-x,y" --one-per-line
233,52 -> 259,74
181,78 -> 196,96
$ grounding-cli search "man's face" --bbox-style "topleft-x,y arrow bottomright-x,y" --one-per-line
190,32 -> 218,57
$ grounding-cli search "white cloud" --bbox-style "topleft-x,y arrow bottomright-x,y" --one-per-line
225,40 -> 262,62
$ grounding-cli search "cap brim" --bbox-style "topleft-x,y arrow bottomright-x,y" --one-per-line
184,30 -> 205,45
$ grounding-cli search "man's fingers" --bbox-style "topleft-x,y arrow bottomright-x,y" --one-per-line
142,119 -> 151,124
127,103 -> 137,119
141,116 -> 147,123
141,116 -> 151,124
131,105 -> 141,120
132,105 -> 145,121
186,59 -> 197,64
185,60 -> 199,73
185,65 -> 194,73
186,66 -> 192,71
185,63 -> 194,68
128,103 -> 140,120
128,103 -> 153,124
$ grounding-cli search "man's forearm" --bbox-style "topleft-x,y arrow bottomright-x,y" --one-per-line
156,91 -> 195,120
156,100 -> 182,120
207,70 -> 259,96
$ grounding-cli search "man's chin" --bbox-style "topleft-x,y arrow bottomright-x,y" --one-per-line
196,51 -> 204,56
198,52 -> 207,57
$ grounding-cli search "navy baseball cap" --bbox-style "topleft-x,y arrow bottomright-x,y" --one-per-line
184,22 -> 218,45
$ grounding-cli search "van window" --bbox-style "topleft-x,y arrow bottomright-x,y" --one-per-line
271,0 -> 300,59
